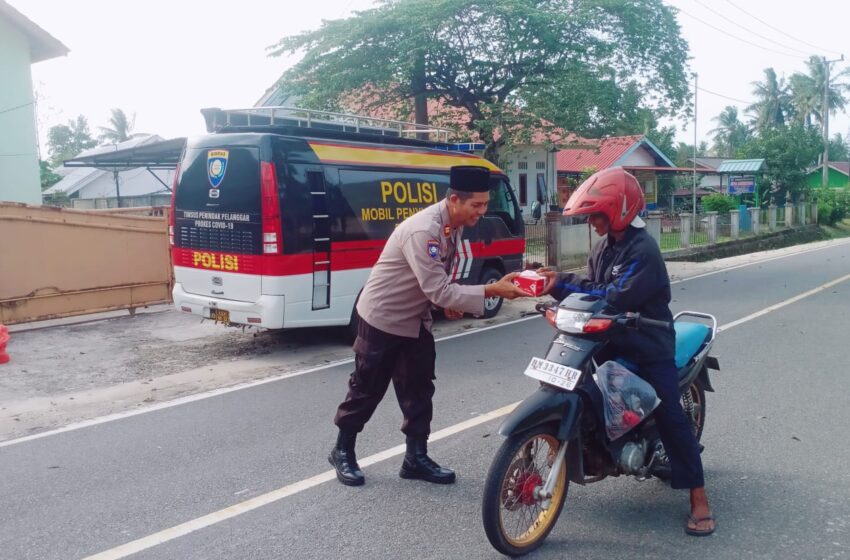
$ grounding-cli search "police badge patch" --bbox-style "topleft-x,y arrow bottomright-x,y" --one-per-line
427,240 -> 440,261
207,149 -> 229,188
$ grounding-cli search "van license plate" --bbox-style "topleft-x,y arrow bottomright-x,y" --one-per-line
523,358 -> 582,390
211,309 -> 230,323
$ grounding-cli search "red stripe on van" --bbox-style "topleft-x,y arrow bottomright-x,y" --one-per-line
172,238 -> 525,277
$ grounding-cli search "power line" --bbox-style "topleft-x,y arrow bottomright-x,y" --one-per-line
723,0 -> 844,58
675,7 -> 807,60
693,0 -> 811,57
697,86 -> 750,105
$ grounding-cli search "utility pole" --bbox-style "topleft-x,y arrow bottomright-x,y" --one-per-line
693,73 -> 698,232
823,55 -> 845,187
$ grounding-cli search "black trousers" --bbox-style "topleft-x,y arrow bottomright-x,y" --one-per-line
334,314 -> 437,437
638,358 -> 705,490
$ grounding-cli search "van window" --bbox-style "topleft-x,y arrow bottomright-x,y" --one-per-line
488,176 -> 521,235
174,147 -> 262,254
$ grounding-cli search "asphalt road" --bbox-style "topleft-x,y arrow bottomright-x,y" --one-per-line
2,242 -> 850,560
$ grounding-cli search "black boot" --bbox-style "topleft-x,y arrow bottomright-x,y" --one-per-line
328,430 -> 365,486
399,435 -> 456,484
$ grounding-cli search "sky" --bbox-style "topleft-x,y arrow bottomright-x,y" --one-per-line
18,0 -> 850,157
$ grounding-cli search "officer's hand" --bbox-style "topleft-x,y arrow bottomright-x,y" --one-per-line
537,269 -> 559,296
484,272 -> 529,300
444,308 -> 464,320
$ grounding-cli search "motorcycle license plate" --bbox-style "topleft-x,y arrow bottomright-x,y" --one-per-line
210,309 -> 230,323
523,358 -> 582,390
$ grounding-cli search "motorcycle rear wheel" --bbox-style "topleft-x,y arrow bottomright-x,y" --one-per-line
482,425 -> 569,557
682,379 -> 706,441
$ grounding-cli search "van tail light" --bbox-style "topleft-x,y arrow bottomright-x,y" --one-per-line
261,161 -> 282,254
583,318 -> 613,333
169,162 -> 180,246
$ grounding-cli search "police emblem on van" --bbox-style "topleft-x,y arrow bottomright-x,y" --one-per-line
207,150 -> 229,188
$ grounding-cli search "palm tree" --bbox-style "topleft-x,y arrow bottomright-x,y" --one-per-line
98,108 -> 135,144
789,56 -> 849,126
710,106 -> 750,157
747,68 -> 792,131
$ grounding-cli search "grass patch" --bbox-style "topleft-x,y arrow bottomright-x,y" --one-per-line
819,219 -> 850,239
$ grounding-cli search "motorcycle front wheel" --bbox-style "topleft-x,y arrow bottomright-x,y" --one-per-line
482,425 -> 569,557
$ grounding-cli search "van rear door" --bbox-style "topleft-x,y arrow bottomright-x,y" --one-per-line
173,146 -> 263,302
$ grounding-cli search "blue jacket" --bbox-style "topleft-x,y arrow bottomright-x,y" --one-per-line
550,227 -> 675,364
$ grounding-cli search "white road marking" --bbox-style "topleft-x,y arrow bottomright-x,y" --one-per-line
0,316 -> 539,449
81,403 -> 519,560
668,237 -> 850,285
4,238 -> 850,449
716,271 -> 850,333
79,269 -> 850,559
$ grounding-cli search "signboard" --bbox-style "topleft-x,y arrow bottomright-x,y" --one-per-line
728,175 -> 756,195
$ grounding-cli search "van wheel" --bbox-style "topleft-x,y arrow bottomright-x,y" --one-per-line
480,268 -> 503,319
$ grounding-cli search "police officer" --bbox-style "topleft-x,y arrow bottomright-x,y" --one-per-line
329,165 -> 528,486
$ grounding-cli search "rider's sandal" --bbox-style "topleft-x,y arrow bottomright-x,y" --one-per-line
684,515 -> 716,536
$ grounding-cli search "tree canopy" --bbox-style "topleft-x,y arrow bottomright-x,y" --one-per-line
46,115 -> 97,166
269,0 -> 691,161
98,108 -> 135,144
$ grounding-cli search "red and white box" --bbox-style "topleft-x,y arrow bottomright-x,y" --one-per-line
513,270 -> 546,297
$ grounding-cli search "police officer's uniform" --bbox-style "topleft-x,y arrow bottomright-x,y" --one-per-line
329,166 -> 491,486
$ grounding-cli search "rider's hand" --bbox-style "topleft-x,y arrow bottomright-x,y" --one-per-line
444,308 -> 464,320
484,272 -> 529,300
536,268 -> 559,296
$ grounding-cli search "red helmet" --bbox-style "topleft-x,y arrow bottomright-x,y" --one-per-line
563,167 -> 645,231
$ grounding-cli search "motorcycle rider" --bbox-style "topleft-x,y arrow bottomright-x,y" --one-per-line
538,167 -> 715,536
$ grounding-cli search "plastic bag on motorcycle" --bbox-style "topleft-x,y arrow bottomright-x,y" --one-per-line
595,361 -> 661,440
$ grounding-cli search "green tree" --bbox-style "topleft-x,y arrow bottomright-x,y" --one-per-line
710,106 -> 750,157
740,123 -> 822,203
672,141 -> 708,167
828,133 -> 849,162
789,56 -> 849,127
747,68 -> 792,132
98,108 -> 135,144
269,0 -> 691,163
39,160 -> 61,190
46,115 -> 97,166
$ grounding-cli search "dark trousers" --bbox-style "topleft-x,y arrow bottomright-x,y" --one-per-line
638,359 -> 705,490
334,315 -> 437,437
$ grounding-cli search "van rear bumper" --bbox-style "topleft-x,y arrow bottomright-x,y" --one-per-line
172,283 -> 285,329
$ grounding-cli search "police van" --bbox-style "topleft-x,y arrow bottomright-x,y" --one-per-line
170,107 -> 525,331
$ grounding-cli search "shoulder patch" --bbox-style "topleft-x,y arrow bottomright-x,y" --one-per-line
426,239 -> 440,261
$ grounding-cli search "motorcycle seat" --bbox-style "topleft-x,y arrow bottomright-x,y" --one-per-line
674,322 -> 711,369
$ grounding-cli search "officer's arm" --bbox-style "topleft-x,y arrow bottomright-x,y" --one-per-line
401,230 -> 485,316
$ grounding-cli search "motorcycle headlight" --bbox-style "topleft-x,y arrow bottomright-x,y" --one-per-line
555,309 -> 593,333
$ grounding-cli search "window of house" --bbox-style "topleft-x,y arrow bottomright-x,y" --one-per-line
519,173 -> 528,205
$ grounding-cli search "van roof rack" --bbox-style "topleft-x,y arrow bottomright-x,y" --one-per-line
201,106 -> 459,148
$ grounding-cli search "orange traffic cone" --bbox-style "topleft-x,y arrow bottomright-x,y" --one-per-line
0,325 -> 9,364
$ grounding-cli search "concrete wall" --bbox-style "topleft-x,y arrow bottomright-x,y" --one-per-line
557,221 -> 602,269
0,203 -> 172,324
0,18 -> 41,205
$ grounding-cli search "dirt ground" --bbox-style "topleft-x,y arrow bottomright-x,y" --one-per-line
2,237 -> 848,442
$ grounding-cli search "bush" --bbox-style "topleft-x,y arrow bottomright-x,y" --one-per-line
701,194 -> 738,214
815,188 -> 850,225
819,201 -> 836,225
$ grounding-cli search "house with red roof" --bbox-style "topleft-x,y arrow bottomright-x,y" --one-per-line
556,135 -> 678,210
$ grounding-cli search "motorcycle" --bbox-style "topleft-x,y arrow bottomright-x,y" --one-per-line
481,293 -> 719,556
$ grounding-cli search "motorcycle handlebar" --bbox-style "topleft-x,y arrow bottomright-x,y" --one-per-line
635,315 -> 672,330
